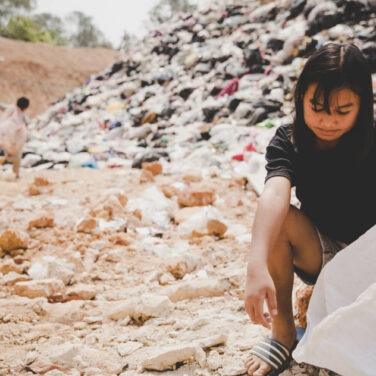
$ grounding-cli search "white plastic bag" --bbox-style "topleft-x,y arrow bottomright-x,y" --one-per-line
293,225 -> 376,375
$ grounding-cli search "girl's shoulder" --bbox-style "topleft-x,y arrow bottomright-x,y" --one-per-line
270,124 -> 296,150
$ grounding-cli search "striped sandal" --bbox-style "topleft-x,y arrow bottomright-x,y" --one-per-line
249,338 -> 297,376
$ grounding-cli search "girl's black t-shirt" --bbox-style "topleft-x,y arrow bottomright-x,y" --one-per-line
265,124 -> 376,244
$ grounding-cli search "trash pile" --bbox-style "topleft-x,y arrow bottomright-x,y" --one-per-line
22,0 -> 376,193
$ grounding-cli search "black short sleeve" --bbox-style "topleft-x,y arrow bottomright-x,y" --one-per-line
265,125 -> 296,186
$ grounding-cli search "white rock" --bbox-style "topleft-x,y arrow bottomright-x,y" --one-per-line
107,294 -> 172,322
117,342 -> 143,357
142,344 -> 204,371
28,256 -> 75,285
165,278 -> 231,302
207,350 -> 222,370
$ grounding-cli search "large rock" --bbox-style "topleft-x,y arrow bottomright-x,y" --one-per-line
0,230 -> 29,251
165,278 -> 231,302
106,293 -> 172,322
142,344 -> 205,371
14,279 -> 65,298
44,343 -> 122,374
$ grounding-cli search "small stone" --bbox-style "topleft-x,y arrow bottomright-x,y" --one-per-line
295,285 -> 314,328
76,217 -> 97,234
195,334 -> 227,349
207,219 -> 227,237
28,185 -> 41,196
107,294 -> 172,322
182,170 -> 202,183
166,278 -> 231,302
141,111 -> 157,125
66,284 -> 97,300
140,169 -> 155,183
117,342 -> 143,357
142,344 -> 202,371
28,213 -> 55,230
4,271 -> 30,285
142,161 -> 163,175
0,229 -> 29,251
27,358 -> 59,375
161,184 -> 180,198
14,279 -> 65,298
158,272 -> 175,286
83,316 -> 102,324
165,254 -> 202,279
0,259 -> 23,274
174,207 -> 203,225
34,177 -> 50,186
109,233 -> 131,246
207,350 -> 222,370
178,187 -> 216,207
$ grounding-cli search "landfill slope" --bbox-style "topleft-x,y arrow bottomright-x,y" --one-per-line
0,37 -> 121,118
1,0 -> 376,375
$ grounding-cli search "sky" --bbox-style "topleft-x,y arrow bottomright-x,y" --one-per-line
35,0 -> 200,48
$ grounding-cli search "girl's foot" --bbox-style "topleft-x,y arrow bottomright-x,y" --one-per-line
244,326 -> 296,376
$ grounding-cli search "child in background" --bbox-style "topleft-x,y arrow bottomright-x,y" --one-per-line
244,43 -> 375,376
0,97 -> 30,179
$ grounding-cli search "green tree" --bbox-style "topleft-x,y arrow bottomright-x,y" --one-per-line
148,0 -> 194,25
0,0 -> 35,27
1,15 -> 55,43
66,11 -> 113,49
32,12 -> 67,45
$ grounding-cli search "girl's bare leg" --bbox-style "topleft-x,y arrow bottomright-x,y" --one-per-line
245,206 -> 323,376
12,156 -> 21,178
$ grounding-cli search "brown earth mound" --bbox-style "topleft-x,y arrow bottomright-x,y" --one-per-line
0,37 -> 122,118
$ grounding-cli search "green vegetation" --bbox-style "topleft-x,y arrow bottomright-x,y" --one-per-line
0,0 -> 113,48
2,15 -> 56,43
0,0 -> 196,49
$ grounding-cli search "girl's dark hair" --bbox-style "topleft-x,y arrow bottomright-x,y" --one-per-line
17,97 -> 29,110
292,42 -> 374,160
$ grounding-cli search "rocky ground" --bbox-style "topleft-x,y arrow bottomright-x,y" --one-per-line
0,166 -> 332,376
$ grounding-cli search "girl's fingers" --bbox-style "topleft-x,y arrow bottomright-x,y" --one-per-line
255,299 -> 270,329
266,287 -> 278,317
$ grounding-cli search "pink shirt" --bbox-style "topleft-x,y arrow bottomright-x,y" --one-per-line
0,106 -> 27,156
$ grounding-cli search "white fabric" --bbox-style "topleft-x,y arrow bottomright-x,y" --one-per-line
0,106 -> 27,156
293,225 -> 376,375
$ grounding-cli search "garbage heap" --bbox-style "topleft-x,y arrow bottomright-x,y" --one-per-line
25,0 -> 376,190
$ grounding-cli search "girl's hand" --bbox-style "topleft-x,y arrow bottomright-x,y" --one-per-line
244,263 -> 278,329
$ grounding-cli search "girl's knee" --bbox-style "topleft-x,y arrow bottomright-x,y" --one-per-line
279,205 -> 299,240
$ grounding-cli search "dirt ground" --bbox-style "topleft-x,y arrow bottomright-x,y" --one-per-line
0,166 -> 330,376
0,37 -> 121,118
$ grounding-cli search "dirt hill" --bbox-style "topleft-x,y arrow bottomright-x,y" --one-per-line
0,37 -> 122,118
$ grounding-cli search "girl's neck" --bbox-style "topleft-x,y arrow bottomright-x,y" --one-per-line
314,137 -> 340,150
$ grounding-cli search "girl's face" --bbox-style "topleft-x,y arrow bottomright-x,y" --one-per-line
303,83 -> 360,149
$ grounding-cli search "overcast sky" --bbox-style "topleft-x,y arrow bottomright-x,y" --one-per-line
35,0 -> 200,48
